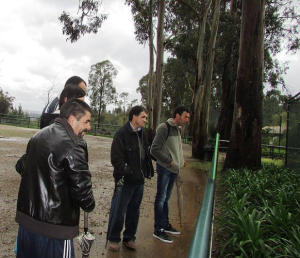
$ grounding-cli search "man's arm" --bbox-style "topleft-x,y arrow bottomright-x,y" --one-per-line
111,133 -> 132,176
15,139 -> 31,176
65,142 -> 95,212
150,124 -> 172,165
15,154 -> 27,176
40,97 -> 59,129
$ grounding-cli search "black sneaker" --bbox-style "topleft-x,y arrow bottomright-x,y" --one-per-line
164,224 -> 180,235
153,229 -> 173,243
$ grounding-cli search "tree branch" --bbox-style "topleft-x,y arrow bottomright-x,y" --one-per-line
175,0 -> 201,22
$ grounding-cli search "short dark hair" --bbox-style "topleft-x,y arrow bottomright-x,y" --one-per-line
60,99 -> 91,121
129,106 -> 146,121
173,106 -> 190,118
59,84 -> 86,109
64,76 -> 87,88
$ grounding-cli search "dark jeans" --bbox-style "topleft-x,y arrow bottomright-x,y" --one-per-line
154,163 -> 177,231
109,183 -> 144,243
17,225 -> 74,258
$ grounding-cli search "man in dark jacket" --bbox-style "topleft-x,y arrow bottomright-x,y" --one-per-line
108,106 -> 154,252
16,99 -> 95,258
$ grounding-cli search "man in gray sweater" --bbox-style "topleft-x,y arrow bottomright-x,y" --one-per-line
150,106 -> 190,243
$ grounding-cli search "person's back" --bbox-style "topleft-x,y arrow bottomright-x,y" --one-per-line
40,98 -> 59,129
40,84 -> 86,128
16,99 -> 94,258
17,119 -> 93,231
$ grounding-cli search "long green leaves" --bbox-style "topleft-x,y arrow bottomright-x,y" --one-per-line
217,164 -> 300,257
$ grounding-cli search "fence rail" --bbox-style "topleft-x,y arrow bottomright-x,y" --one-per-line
0,114 -> 288,160
218,139 -> 285,159
188,133 -> 220,258
0,113 -> 120,137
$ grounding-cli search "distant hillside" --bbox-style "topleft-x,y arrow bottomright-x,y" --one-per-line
25,111 -> 42,118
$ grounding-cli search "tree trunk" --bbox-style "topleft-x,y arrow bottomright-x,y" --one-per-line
98,89 -> 103,127
196,0 -> 221,159
153,0 -> 165,131
217,64 -> 235,140
190,0 -> 212,159
223,0 -> 265,170
97,102 -> 101,127
216,0 -> 239,141
147,0 -> 155,142
230,0 -> 238,16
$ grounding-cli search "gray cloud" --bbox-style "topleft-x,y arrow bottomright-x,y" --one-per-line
0,1 -> 148,113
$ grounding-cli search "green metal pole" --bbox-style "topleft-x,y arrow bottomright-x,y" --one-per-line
188,133 -> 220,258
212,133 -> 219,181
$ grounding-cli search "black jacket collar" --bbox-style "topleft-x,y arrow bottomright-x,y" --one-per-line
54,117 -> 81,142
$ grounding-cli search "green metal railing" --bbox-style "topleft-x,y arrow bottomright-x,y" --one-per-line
188,133 -> 220,258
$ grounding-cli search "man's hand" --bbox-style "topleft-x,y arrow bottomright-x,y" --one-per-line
184,161 -> 187,167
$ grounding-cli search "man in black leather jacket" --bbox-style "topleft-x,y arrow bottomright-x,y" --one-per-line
15,99 -> 95,258
108,106 -> 154,252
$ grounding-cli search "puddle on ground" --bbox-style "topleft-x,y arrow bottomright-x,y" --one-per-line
0,137 -> 29,142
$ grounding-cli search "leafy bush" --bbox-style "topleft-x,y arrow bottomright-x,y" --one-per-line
217,164 -> 300,257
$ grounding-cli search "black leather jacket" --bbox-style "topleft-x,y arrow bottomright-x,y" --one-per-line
111,122 -> 154,185
16,118 -> 95,240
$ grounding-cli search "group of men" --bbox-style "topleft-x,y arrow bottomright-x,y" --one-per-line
15,75 -> 190,257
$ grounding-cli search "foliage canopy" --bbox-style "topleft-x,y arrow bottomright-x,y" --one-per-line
88,60 -> 118,125
0,88 -> 15,114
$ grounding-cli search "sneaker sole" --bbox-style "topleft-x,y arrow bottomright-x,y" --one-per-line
164,230 -> 180,235
153,233 -> 173,243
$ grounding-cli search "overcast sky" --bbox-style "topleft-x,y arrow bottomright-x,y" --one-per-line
0,1 -> 299,113
0,0 -> 150,113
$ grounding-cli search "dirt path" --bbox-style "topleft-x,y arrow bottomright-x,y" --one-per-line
0,124 -> 208,258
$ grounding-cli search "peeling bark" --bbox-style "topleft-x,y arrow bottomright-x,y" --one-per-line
223,0 -> 265,170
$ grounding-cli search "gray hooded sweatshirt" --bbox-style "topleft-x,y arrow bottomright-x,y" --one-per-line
150,118 -> 184,173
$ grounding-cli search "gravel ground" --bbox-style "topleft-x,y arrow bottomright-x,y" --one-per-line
0,124 -> 207,258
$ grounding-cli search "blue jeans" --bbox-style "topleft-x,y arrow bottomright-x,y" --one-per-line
154,163 -> 177,231
109,183 -> 144,243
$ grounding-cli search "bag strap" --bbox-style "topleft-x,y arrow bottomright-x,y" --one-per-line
165,122 -> 171,141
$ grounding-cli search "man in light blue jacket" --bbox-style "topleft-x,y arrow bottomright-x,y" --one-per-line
150,106 -> 190,243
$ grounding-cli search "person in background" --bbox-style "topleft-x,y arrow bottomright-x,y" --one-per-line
40,76 -> 87,129
108,106 -> 154,252
47,84 -> 86,125
15,99 -> 95,258
151,106 -> 190,243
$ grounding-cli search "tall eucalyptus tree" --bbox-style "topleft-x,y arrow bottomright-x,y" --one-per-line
88,60 -> 118,126
125,0 -> 156,137
223,0 -> 265,170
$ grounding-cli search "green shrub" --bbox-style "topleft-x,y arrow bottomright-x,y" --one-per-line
217,165 -> 300,257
